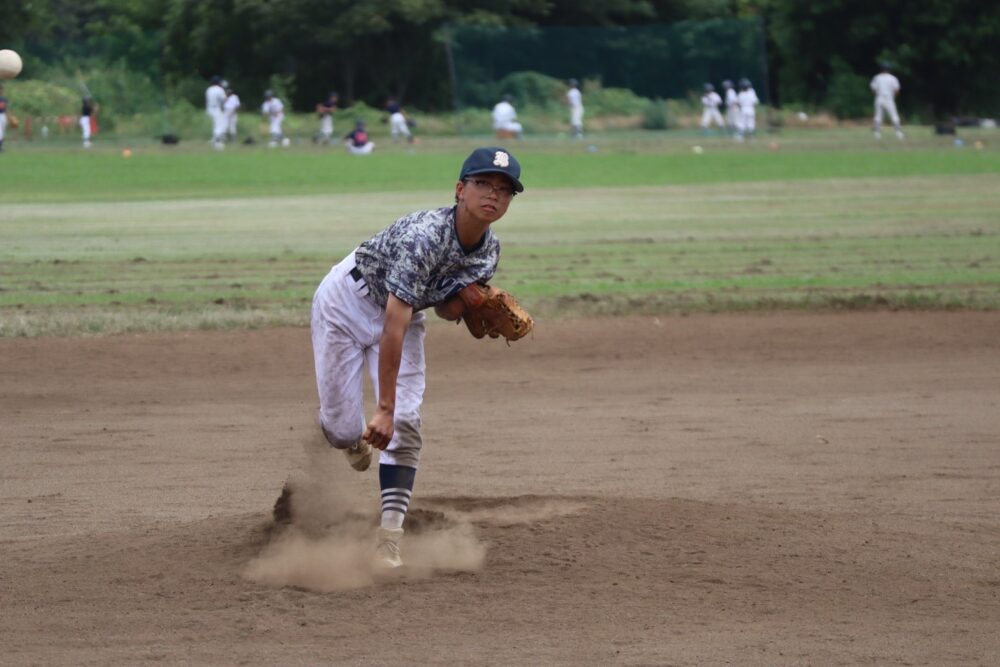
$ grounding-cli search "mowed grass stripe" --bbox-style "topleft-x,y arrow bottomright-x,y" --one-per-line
2,167 -> 998,335
3,143 -> 1000,203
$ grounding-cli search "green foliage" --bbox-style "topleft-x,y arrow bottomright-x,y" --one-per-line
641,98 -> 670,130
0,80 -> 81,117
8,0 -> 1000,119
825,58 -> 872,119
448,20 -> 768,108
585,80 -> 657,116
765,0 -> 1000,116
496,72 -> 566,111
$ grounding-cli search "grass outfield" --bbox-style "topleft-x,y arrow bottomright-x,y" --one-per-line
4,129 -> 1000,203
2,130 -> 999,336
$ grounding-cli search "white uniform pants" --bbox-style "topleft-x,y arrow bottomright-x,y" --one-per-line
269,115 -> 283,139
726,106 -> 741,132
874,95 -> 900,129
347,141 -> 375,155
320,115 -> 333,139
569,106 -> 584,130
701,108 -> 724,129
741,109 -> 756,134
208,109 -> 226,141
226,112 -> 238,137
494,120 -> 523,136
311,253 -> 427,469
0,114 -> 6,142
80,116 -> 91,141
389,112 -> 410,139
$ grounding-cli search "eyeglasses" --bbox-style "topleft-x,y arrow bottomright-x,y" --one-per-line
465,178 -> 516,200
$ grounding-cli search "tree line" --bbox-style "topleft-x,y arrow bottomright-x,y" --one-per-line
3,0 -> 998,118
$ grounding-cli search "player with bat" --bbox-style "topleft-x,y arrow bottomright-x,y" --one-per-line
309,147 -> 532,573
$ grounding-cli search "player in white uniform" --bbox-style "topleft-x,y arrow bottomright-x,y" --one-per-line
0,85 -> 9,152
385,97 -> 413,143
565,78 -> 584,138
261,90 -> 287,147
315,91 -> 338,144
223,86 -> 240,143
491,95 -> 523,138
736,78 -> 760,140
722,80 -> 740,136
79,96 -> 98,148
310,146 -> 525,573
700,83 -> 724,133
871,62 -> 904,140
205,76 -> 227,150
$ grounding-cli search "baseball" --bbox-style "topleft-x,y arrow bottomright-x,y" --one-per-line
691,145 -> 704,154
0,49 -> 23,80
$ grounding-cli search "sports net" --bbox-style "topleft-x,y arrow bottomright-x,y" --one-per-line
444,19 -> 769,110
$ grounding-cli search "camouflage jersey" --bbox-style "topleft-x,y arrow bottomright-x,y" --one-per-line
353,206 -> 500,310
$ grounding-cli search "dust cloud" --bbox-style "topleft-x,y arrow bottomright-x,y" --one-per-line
244,433 -> 485,591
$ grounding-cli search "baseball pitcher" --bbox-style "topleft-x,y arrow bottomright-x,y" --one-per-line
310,147 -> 531,574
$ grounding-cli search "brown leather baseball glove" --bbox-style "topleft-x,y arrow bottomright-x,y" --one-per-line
457,283 -> 534,342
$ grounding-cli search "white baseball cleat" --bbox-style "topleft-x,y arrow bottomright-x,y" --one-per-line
374,527 -> 404,573
344,438 -> 372,471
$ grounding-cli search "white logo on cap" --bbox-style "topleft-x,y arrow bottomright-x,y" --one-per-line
493,151 -> 510,168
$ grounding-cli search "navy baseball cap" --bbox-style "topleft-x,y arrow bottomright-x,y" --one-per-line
459,147 -> 524,193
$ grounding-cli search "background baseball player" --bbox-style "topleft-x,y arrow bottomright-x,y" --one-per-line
871,62 -> 904,140
261,89 -> 287,147
223,85 -> 241,143
723,80 -> 740,136
699,83 -> 724,133
565,78 -> 584,138
79,95 -> 98,148
205,75 -> 227,150
385,96 -> 413,143
0,85 -> 9,152
343,119 -> 374,154
310,146 -> 525,573
736,78 -> 759,140
491,94 -> 522,139
315,91 -> 338,144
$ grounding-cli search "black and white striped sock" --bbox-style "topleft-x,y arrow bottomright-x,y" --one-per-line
379,464 -> 416,530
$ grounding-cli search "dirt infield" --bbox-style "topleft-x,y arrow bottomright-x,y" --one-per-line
3,312 -> 999,666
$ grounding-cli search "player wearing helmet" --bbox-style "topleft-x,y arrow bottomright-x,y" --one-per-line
736,78 -> 760,140
700,83 -> 724,133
